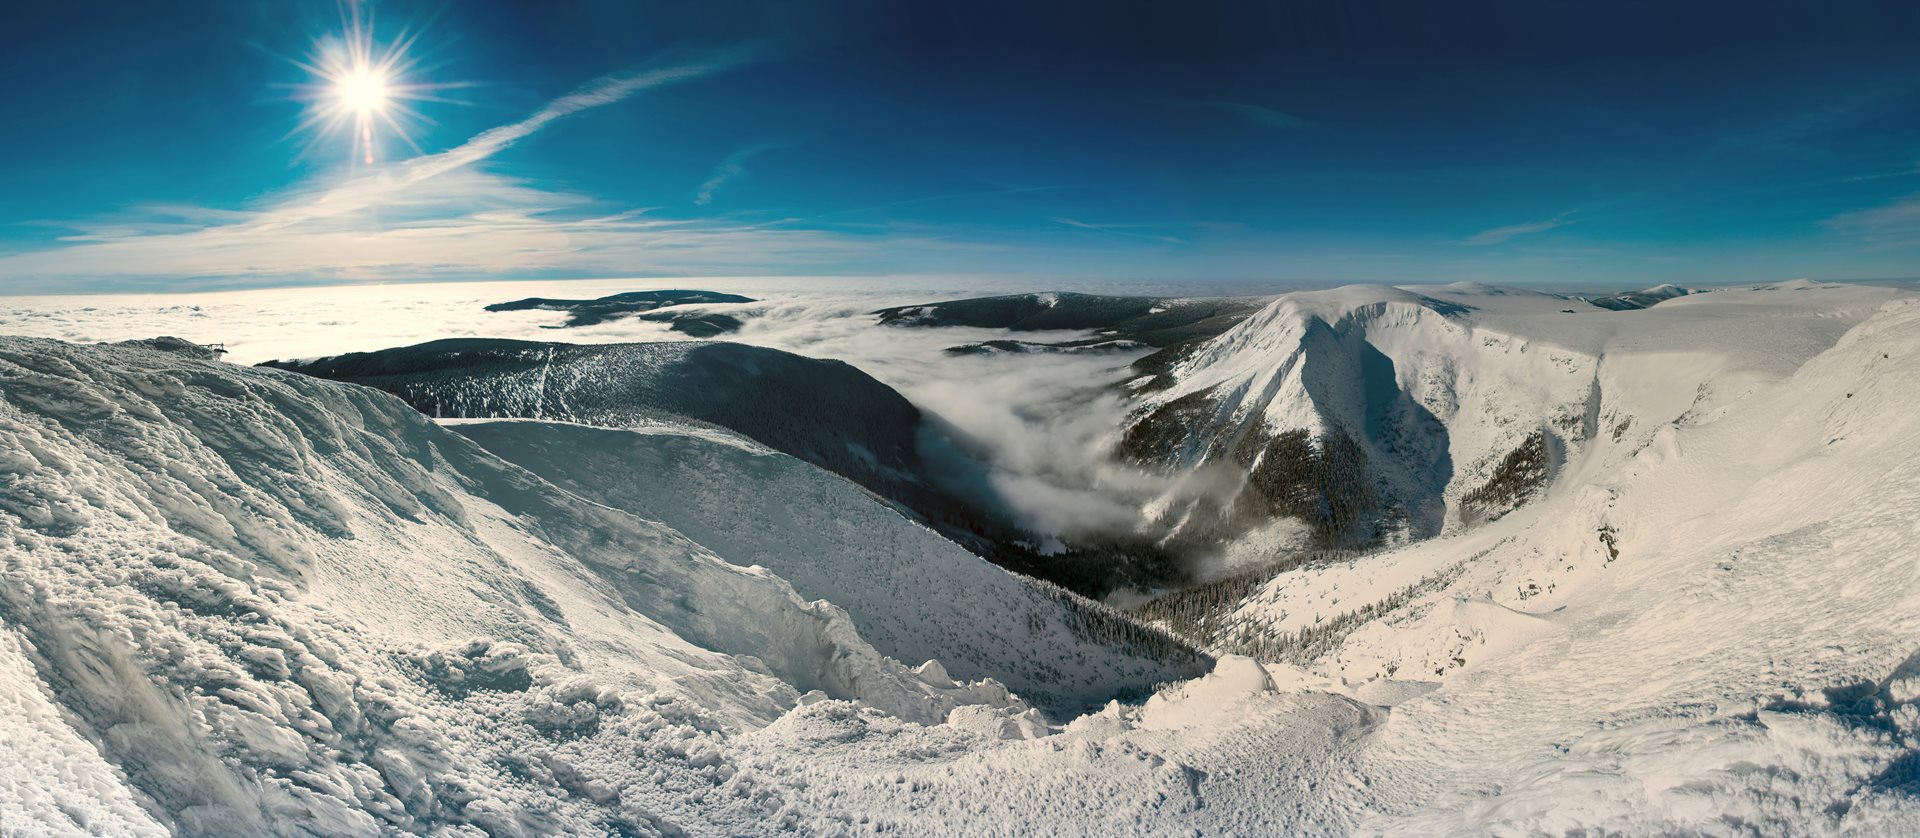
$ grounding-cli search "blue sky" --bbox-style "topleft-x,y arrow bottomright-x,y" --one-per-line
4,0 -> 1920,292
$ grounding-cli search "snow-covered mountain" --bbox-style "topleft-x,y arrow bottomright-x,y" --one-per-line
1116,280 -> 1893,566
0,335 -> 1187,834
724,279 -> 1920,834
261,337 -> 1183,599
450,419 -> 1208,715
8,277 -> 1920,835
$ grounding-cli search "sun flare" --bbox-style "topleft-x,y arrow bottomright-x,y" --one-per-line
335,67 -> 392,116
289,6 -> 453,165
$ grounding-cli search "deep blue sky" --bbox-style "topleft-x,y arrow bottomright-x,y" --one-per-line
5,0 -> 1920,292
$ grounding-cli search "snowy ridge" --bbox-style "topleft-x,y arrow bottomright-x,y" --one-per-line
707,287 -> 1920,835
451,419 -> 1210,716
1324,291 -> 1920,832
5,282 -> 1920,834
1123,284 -> 1597,557
0,336 -> 1020,834
1122,281 -> 1904,564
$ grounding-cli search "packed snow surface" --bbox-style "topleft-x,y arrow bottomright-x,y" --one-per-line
5,279 -> 1920,835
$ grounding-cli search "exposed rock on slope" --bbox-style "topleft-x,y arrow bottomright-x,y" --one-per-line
1132,280 -> 1910,667
1119,285 -> 1591,554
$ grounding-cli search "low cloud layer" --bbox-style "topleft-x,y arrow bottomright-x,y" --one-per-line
0,278 -> 1195,556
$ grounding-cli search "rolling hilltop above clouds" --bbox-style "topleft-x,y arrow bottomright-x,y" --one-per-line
5,277 -> 1920,834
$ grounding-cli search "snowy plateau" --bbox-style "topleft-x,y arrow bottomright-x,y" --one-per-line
4,278 -> 1920,835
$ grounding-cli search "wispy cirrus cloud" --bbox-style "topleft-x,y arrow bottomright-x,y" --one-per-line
1163,99 -> 1309,130
696,142 -> 782,206
1462,211 -> 1576,246
1051,217 -> 1185,245
1827,194 -> 1920,243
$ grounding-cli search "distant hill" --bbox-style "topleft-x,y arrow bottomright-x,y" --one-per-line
485,289 -> 755,328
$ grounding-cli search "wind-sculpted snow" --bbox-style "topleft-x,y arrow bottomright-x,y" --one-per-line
0,335 -> 1021,834
451,420 -> 1210,716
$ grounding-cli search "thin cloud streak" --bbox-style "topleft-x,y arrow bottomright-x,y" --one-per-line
1164,99 -> 1309,130
696,142 -> 781,206
1051,216 -> 1185,245
1825,195 -> 1920,252
1462,211 -> 1576,246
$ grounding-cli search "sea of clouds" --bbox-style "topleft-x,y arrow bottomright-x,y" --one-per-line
0,276 -> 1288,556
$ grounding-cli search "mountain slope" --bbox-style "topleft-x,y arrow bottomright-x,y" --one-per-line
261,337 -> 1182,599
1115,281 -> 1906,565
1309,288 -> 1920,833
260,338 -> 928,514
718,286 -> 1920,835
1119,285 -> 1594,558
453,420 -> 1209,715
6,282 -> 1920,834
0,335 -> 1023,834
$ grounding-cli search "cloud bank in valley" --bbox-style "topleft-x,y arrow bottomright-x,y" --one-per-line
0,278 -> 1198,557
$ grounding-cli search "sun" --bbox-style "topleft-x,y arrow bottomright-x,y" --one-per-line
288,5 -> 457,166
335,67 -> 392,116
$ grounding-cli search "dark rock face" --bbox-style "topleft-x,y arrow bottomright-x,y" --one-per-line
1115,386 -> 1230,467
485,290 -> 755,328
